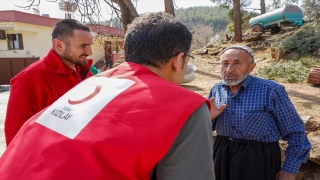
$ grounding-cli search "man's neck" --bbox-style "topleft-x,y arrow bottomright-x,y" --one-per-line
145,65 -> 165,78
60,58 -> 76,71
144,64 -> 174,83
229,83 -> 242,95
53,49 -> 76,71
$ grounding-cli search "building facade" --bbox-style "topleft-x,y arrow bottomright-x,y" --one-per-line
0,10 -> 125,64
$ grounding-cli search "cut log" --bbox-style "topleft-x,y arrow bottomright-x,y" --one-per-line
270,47 -> 283,61
194,49 -> 208,55
207,49 -> 221,56
307,66 -> 320,85
243,32 -> 262,42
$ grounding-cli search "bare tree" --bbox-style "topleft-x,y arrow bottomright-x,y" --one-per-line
16,0 -> 176,31
191,23 -> 214,50
109,0 -> 139,31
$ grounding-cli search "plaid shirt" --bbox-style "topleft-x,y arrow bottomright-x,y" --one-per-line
208,75 -> 311,174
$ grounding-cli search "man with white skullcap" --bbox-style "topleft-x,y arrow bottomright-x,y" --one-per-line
207,45 -> 311,180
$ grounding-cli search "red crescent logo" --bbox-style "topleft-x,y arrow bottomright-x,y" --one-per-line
68,85 -> 102,105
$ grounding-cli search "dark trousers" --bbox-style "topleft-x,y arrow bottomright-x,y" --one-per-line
106,58 -> 113,69
213,135 -> 281,180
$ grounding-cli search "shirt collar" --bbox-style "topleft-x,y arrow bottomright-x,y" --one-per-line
46,48 -> 92,75
241,75 -> 252,89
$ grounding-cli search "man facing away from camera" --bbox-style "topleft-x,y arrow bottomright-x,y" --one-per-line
0,12 -> 226,180
208,45 -> 311,180
4,19 -> 93,146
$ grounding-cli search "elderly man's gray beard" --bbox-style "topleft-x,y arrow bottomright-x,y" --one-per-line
221,71 -> 249,86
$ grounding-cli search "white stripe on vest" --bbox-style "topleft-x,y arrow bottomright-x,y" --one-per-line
36,77 -> 135,139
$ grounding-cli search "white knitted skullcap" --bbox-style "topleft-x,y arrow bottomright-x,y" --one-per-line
221,45 -> 255,62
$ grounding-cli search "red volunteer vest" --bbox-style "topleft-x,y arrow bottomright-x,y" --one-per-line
5,49 -> 92,146
0,63 -> 210,180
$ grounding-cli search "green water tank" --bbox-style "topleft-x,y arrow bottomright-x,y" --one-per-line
249,5 -> 304,33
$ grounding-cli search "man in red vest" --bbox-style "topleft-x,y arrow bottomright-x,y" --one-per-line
4,19 -> 93,145
0,12 -> 225,180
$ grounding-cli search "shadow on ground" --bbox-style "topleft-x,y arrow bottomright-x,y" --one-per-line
182,84 -> 204,92
286,89 -> 320,109
287,89 -> 320,103
195,70 -> 221,79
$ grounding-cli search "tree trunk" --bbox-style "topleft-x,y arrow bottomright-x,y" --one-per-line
164,0 -> 175,16
260,0 -> 266,14
233,0 -> 242,42
110,0 -> 139,32
111,0 -> 175,31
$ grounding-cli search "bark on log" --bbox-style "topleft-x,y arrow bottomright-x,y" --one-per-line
307,66 -> 320,85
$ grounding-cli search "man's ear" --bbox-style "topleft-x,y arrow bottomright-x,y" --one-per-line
248,62 -> 256,73
52,39 -> 65,53
172,52 -> 185,71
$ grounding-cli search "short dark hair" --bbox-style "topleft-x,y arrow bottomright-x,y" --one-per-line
52,19 -> 91,44
124,12 -> 192,67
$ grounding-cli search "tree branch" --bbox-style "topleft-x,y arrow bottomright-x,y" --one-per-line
15,0 -> 39,10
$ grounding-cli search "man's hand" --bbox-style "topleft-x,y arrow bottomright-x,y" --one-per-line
209,97 -> 226,120
275,170 -> 295,180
